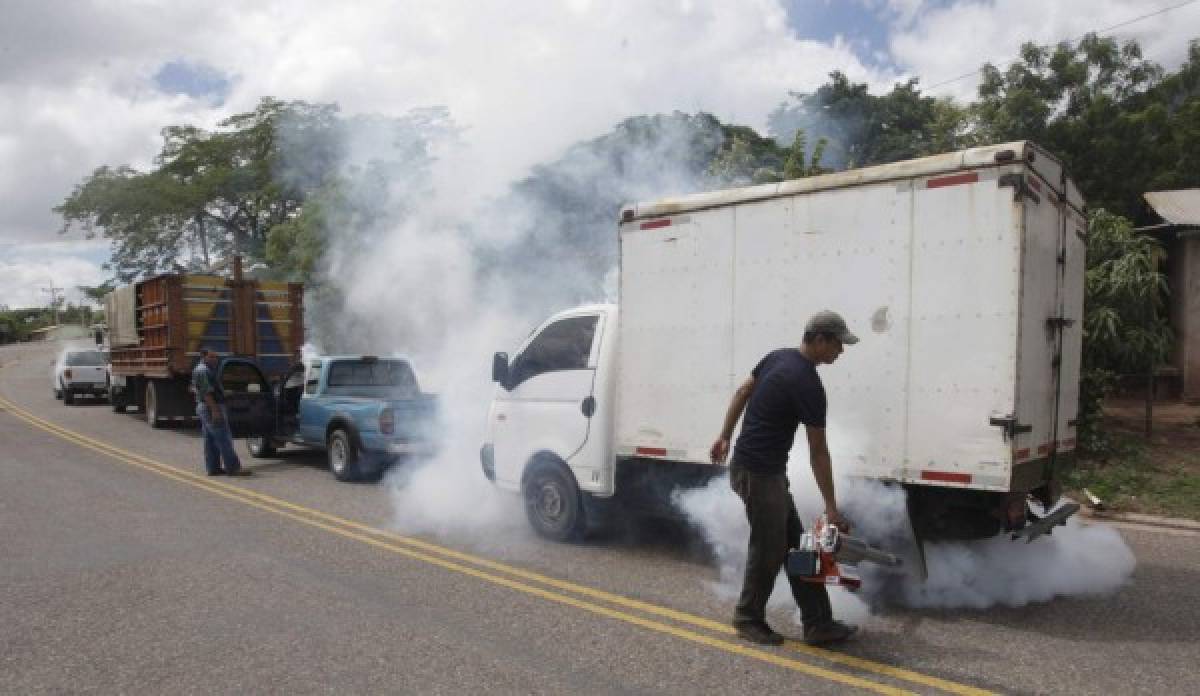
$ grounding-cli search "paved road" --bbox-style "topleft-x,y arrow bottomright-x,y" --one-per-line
2,341 -> 1196,694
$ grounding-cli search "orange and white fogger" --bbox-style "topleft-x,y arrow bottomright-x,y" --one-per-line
786,516 -> 902,591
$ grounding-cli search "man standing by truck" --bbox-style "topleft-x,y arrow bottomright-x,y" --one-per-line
710,310 -> 858,646
193,348 -> 247,477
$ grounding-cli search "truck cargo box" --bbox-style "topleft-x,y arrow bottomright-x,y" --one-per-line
615,141 -> 1085,496
108,274 -> 303,380
105,271 -> 303,427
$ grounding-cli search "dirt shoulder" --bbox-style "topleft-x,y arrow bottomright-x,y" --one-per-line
1068,398 -> 1200,521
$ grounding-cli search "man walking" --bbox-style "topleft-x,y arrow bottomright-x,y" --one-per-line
193,348 -> 248,477
710,310 -> 858,646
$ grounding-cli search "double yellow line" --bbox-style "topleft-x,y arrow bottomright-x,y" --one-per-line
0,393 -> 991,695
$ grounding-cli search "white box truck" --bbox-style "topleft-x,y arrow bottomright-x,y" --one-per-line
482,141 -> 1085,546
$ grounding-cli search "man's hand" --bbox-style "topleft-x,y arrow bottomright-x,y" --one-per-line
710,437 -> 730,465
826,507 -> 852,534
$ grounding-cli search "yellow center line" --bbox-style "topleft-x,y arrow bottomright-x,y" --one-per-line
0,393 -> 993,695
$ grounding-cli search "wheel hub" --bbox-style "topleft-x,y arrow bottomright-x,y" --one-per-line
537,482 -> 563,520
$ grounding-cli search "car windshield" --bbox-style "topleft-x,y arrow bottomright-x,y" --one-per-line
325,359 -> 418,397
65,351 -> 106,366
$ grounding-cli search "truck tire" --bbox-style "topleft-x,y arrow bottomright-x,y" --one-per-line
110,385 -> 126,413
327,429 -> 361,482
523,460 -> 586,542
145,381 -> 163,428
54,382 -> 63,400
64,389 -> 75,405
247,436 -> 277,458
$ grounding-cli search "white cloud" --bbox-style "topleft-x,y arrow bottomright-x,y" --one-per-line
1,0 -> 1195,308
888,0 -> 1200,100
0,241 -> 109,310
0,0 -> 897,308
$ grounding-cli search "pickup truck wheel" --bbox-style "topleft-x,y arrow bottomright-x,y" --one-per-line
328,429 -> 361,482
145,381 -> 162,428
247,436 -> 277,458
523,462 -> 585,542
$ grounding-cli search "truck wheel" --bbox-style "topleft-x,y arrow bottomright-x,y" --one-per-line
145,381 -> 162,428
523,461 -> 586,542
110,385 -> 126,413
247,436 -> 277,458
64,389 -> 75,405
327,429 -> 361,482
54,383 -> 63,400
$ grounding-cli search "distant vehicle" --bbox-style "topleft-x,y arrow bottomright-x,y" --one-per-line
484,141 -> 1086,548
103,264 -> 304,427
244,356 -> 439,482
54,349 -> 109,405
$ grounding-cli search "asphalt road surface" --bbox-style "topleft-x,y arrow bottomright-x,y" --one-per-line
2,341 -> 1196,695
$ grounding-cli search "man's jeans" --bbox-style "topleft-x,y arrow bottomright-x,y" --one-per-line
730,463 -> 833,628
197,403 -> 242,475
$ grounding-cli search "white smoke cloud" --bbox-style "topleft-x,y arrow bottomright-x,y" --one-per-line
290,103 -> 729,540
675,462 -> 1135,621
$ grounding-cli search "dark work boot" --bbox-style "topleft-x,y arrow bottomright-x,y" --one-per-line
803,620 -> 858,646
734,620 -> 785,646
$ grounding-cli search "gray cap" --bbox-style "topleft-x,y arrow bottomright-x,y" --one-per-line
805,310 -> 859,345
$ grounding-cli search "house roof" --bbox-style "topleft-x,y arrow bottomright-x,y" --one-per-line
1145,189 -> 1200,226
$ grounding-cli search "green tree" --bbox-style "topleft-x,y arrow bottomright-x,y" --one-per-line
782,129 -> 829,179
1078,210 -> 1172,450
56,98 -> 342,281
768,73 -> 968,168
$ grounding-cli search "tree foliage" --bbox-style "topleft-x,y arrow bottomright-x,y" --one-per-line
56,98 -> 341,281
768,72 -> 969,169
1077,210 -> 1172,450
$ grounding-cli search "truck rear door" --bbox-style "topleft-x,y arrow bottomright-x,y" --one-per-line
216,358 -> 276,438
1013,168 -> 1076,490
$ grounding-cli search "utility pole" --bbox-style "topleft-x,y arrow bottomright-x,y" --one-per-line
41,285 -> 64,326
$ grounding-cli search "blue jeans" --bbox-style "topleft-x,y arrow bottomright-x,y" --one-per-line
197,403 -> 242,475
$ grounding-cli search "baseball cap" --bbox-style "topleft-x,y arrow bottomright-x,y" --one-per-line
805,310 -> 859,345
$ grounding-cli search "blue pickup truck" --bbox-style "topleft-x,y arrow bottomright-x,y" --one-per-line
240,355 -> 439,481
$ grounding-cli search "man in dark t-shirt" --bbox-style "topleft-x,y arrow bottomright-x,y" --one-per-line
710,310 -> 859,646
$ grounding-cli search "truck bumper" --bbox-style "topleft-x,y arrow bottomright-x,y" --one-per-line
384,441 -> 436,456
66,383 -> 108,396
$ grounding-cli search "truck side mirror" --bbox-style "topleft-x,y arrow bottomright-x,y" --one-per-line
492,352 -> 509,386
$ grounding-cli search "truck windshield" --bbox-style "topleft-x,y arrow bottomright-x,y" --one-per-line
65,351 -> 106,366
326,360 -> 418,397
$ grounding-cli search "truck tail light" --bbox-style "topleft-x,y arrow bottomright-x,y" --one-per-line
379,408 -> 394,435
64,369 -> 73,379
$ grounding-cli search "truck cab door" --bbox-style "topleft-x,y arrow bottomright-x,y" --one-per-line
297,361 -> 326,445
275,363 -> 306,439
492,314 -> 601,487
216,358 -> 276,438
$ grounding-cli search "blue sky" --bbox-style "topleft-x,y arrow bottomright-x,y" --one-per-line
781,0 -> 958,72
153,59 -> 232,104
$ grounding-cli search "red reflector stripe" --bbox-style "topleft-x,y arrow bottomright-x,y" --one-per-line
639,219 -> 672,230
921,470 -> 972,484
926,172 -> 979,189
1060,438 -> 1077,450
1037,443 -> 1053,456
636,446 -> 667,457
1015,448 -> 1031,461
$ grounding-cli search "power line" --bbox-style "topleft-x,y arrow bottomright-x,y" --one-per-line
924,0 -> 1200,92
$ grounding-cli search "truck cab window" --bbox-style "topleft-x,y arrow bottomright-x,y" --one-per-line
509,315 -> 598,387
